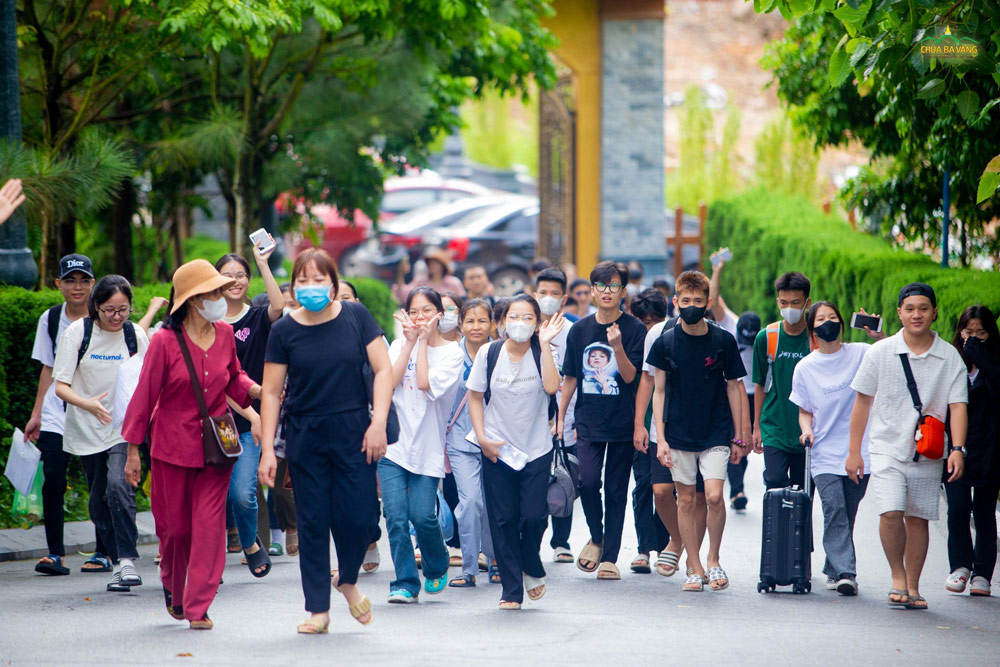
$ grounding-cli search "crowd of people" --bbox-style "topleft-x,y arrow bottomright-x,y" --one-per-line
16,228 -> 1000,631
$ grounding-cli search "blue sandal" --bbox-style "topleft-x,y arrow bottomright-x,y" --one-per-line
81,554 -> 111,573
488,562 -> 501,584
448,574 -> 476,588
36,555 -> 70,576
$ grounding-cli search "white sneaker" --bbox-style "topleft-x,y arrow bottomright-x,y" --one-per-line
945,567 -> 970,593
835,576 -> 858,596
969,575 -> 991,597
826,576 -> 838,590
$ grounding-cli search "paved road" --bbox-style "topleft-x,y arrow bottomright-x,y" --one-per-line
1,456 -> 997,666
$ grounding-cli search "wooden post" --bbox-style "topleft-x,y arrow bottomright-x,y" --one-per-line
848,208 -> 856,231
822,200 -> 831,215
665,206 -> 706,278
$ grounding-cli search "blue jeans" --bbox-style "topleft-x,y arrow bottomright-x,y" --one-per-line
378,459 -> 448,596
447,445 -> 494,576
228,432 -> 261,550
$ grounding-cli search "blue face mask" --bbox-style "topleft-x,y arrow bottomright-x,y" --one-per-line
295,285 -> 332,312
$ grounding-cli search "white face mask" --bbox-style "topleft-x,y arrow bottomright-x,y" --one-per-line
537,295 -> 562,316
505,320 -> 534,343
438,312 -> 459,333
196,296 -> 228,323
780,306 -> 805,325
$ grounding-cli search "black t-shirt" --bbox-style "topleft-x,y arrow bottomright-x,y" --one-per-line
646,323 -> 746,452
265,302 -> 382,416
562,312 -> 646,441
231,305 -> 272,433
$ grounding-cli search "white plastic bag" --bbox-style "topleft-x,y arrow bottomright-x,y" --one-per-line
111,354 -> 143,429
4,428 -> 41,495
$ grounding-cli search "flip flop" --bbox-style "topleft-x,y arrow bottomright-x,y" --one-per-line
362,544 -> 380,573
35,555 -> 70,576
887,588 -> 910,607
707,566 -> 729,591
630,554 -> 651,574
576,540 -> 602,573
596,562 -> 620,580
655,551 -> 680,577
524,573 -> 546,600
81,554 -> 111,573
244,537 -> 271,578
904,595 -> 928,610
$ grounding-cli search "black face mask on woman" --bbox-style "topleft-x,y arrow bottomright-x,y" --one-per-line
678,305 -> 706,325
814,320 -> 841,342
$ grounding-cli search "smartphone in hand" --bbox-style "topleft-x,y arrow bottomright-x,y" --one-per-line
850,312 -> 882,333
249,228 -> 276,255
711,247 -> 733,268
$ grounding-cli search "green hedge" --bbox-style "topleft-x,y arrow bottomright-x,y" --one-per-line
705,189 -> 1000,339
0,275 -> 396,527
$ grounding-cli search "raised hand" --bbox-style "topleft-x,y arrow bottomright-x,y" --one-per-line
252,232 -> 276,260
607,322 -> 622,350
858,307 -> 887,341
417,312 -> 442,340
394,311 -> 421,342
539,311 -> 566,345
0,179 -> 25,226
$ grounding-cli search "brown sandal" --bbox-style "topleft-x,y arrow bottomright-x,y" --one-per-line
286,530 -> 298,556
576,540 -> 602,573
297,615 -> 329,634
189,615 -> 213,630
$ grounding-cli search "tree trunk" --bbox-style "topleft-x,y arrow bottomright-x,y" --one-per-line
57,216 -> 75,260
40,206 -> 58,285
111,178 -> 135,281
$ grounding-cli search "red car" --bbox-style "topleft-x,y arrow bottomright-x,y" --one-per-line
283,173 -> 493,265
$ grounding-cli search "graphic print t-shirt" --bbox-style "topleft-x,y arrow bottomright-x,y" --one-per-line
562,313 -> 646,442
228,305 -> 272,433
646,324 -> 745,452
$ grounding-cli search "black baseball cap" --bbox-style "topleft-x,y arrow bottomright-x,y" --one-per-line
898,282 -> 936,308
736,311 -> 762,346
58,254 -> 94,279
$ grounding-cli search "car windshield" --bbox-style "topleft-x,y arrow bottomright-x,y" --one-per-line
448,202 -> 529,232
381,200 -> 479,234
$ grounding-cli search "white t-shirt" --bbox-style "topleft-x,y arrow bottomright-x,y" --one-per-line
466,340 -> 555,464
30,305 -> 74,435
789,343 -> 871,476
850,331 -> 967,462
642,321 -> 667,442
52,319 -> 150,455
387,339 -> 464,477
548,320 -> 576,443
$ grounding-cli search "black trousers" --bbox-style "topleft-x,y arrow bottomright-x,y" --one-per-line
577,438 -> 633,563
482,452 -> 549,604
763,445 -> 808,490
442,472 -> 461,549
549,443 -> 577,549
632,449 -> 669,554
285,410 -> 378,613
38,432 -> 69,557
727,392 -> 755,498
945,480 -> 1000,580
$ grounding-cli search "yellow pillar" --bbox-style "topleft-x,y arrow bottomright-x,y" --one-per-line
544,0 -> 602,275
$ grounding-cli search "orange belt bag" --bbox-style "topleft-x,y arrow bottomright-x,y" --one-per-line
899,353 -> 946,461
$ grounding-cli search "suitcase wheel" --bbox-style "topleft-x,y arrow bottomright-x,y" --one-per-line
757,582 -> 766,593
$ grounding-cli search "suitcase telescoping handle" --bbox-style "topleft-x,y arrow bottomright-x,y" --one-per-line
802,437 -> 812,497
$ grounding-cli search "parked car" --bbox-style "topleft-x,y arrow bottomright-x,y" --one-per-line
423,197 -> 539,296
281,172 -> 494,266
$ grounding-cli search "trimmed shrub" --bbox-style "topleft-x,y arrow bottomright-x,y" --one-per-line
705,189 -> 1000,339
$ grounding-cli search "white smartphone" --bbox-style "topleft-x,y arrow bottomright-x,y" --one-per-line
850,312 -> 883,333
249,228 -> 276,255
711,247 -> 732,267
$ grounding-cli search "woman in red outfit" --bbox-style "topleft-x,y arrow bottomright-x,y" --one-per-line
123,259 -> 260,630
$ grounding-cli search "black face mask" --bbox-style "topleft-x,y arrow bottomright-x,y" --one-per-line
678,305 -> 706,325
814,320 -> 841,342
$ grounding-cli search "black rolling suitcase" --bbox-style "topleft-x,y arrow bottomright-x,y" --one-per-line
758,439 -> 813,594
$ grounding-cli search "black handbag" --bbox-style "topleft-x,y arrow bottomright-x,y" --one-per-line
174,329 -> 243,466
343,303 -> 400,443
547,436 -> 580,518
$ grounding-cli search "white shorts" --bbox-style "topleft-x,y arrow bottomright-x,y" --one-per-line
671,446 -> 730,486
869,454 -> 943,520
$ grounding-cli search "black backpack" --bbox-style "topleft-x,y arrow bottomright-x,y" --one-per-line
46,305 -> 63,356
75,318 -> 139,368
484,337 -> 558,421
657,317 -> 728,415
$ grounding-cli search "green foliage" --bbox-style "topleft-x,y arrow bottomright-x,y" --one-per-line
753,113 -> 820,203
666,86 -> 743,212
705,189 -> 1000,337
755,2 -> 1000,264
461,87 -> 539,176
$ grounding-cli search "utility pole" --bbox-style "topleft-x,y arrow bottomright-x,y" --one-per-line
941,166 -> 950,269
0,0 -> 38,287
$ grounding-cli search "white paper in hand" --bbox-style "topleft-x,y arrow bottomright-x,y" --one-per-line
464,428 -> 528,471
111,354 -> 144,429
4,428 -> 41,495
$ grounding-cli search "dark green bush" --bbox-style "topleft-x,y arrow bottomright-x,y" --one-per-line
705,189 -> 1000,339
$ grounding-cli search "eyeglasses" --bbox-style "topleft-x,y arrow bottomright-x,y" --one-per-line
506,313 -> 536,323
961,329 -> 988,340
221,272 -> 249,281
593,282 -> 623,293
408,307 -> 439,318
61,278 -> 93,286
99,307 -> 133,318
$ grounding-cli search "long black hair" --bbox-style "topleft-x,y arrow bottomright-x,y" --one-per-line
88,275 -> 133,320
952,305 -> 1000,370
805,301 -> 845,343
163,286 -> 188,331
405,286 -> 444,314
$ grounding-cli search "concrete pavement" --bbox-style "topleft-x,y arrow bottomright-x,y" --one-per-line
0,455 -> 997,666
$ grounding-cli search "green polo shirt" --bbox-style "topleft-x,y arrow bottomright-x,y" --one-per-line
751,324 -> 810,453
